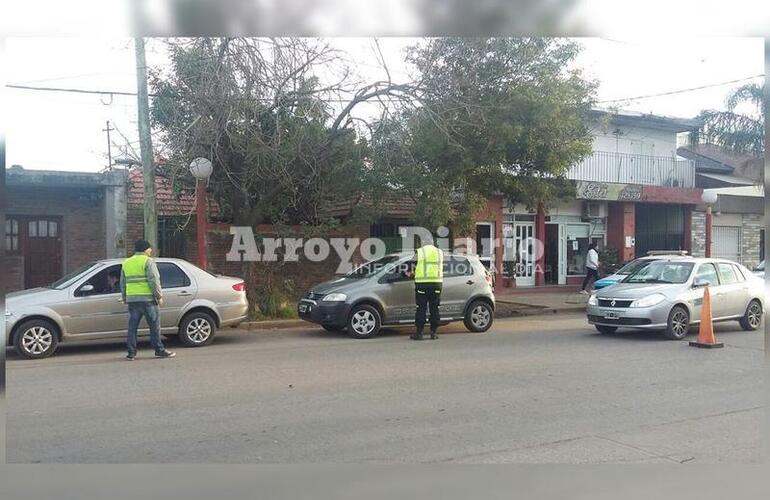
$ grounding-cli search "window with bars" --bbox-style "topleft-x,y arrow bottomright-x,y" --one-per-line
5,217 -> 19,253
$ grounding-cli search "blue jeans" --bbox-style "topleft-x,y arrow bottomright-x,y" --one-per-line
127,302 -> 164,354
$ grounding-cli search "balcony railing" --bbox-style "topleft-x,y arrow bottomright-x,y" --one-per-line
567,151 -> 695,188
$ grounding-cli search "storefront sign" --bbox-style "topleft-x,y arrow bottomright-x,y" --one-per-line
576,181 -> 702,204
576,181 -> 643,201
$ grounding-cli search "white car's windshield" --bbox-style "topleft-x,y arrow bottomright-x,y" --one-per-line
616,258 -> 657,275
624,261 -> 694,284
49,262 -> 99,289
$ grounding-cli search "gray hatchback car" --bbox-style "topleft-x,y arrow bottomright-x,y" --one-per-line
298,252 -> 495,338
5,258 -> 249,358
586,257 -> 764,339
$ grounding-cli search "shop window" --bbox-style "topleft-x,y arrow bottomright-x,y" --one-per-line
566,223 -> 590,275
760,229 -> 765,262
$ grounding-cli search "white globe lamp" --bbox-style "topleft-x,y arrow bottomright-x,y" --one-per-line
190,157 -> 213,180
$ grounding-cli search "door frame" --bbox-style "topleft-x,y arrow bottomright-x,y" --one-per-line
545,222 -> 568,285
475,222 -> 496,270
513,221 -> 535,286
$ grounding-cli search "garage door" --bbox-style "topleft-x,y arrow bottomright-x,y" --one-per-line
712,226 -> 741,263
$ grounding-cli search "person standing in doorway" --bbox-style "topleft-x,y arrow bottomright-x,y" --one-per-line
410,243 -> 444,340
580,242 -> 600,294
120,239 -> 176,360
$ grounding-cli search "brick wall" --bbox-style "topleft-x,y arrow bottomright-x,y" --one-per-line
741,213 -> 763,269
606,202 -> 635,261
6,186 -> 106,288
691,211 -> 706,257
4,256 -> 25,292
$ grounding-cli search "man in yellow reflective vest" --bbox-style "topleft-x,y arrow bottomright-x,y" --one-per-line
410,243 -> 444,341
120,239 -> 175,360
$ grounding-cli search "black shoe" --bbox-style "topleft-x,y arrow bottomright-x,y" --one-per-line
410,333 -> 424,341
155,349 -> 176,358
126,353 -> 136,361
430,332 -> 438,340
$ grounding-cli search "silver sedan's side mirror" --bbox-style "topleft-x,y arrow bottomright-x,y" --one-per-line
692,277 -> 707,288
80,284 -> 95,293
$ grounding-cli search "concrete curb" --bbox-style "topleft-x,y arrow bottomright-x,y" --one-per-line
503,306 -> 586,317
241,319 -> 307,330
239,305 -> 586,330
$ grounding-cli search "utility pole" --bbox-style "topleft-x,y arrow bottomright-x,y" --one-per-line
102,120 -> 114,170
134,37 -> 157,250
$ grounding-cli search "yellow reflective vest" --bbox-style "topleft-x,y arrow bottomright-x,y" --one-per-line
414,244 -> 444,284
122,254 -> 153,299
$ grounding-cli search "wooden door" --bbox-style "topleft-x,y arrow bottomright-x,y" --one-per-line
23,217 -> 63,288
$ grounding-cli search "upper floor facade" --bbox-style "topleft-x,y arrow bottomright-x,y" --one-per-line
566,109 -> 702,188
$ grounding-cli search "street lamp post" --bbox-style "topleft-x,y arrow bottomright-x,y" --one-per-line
701,190 -> 718,258
190,157 -> 213,269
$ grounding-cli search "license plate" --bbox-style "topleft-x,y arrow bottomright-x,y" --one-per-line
299,304 -> 311,313
603,311 -> 619,319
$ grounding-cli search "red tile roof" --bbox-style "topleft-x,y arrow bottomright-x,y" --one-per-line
127,169 -> 218,216
324,192 -> 417,218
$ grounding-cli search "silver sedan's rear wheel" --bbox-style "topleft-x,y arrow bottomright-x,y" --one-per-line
664,305 -> 690,340
178,312 -> 217,347
347,305 -> 381,339
14,319 -> 59,359
464,300 -> 494,332
739,300 -> 762,331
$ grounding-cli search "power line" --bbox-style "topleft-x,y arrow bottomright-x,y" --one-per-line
597,74 -> 764,104
4,83 -> 413,104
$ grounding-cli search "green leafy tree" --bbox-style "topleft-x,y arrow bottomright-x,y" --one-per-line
369,38 -> 596,234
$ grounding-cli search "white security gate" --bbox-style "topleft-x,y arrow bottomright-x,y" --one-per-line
513,222 -> 535,286
712,226 -> 742,263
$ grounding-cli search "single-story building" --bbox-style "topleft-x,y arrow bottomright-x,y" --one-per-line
4,165 -> 127,291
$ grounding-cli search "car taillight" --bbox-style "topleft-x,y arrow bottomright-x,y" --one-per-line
232,282 -> 246,292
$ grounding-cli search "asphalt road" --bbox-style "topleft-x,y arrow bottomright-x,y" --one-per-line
6,314 -> 764,463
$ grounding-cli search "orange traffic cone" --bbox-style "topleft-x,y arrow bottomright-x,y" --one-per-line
689,285 -> 723,349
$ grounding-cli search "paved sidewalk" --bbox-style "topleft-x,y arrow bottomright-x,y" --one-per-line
494,289 -> 589,317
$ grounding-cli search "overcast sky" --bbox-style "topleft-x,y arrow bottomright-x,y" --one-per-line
4,37 -> 764,172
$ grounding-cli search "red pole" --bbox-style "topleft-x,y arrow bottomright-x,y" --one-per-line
196,179 -> 208,269
704,206 -> 712,258
535,202 -> 546,286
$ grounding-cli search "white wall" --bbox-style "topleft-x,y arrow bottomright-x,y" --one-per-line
590,122 -> 680,157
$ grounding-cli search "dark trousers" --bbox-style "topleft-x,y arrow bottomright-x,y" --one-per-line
127,301 -> 164,355
415,283 -> 442,333
582,268 -> 599,291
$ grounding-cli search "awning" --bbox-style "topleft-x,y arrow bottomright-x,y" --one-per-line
696,172 -> 756,187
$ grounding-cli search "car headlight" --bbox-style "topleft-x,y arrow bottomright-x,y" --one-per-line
588,294 -> 598,306
630,293 -> 666,308
322,293 -> 347,302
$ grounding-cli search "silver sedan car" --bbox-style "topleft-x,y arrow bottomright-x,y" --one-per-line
5,258 -> 249,358
586,257 -> 764,339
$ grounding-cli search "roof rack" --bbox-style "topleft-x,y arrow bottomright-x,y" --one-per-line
646,250 -> 689,256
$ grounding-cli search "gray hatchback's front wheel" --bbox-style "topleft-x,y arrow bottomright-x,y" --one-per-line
347,304 -> 381,339
663,305 -> 690,340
